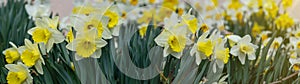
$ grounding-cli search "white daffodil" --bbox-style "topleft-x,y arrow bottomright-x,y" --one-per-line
290,37 -> 300,55
71,14 -> 112,39
28,17 -> 65,53
164,12 -> 181,31
190,31 -> 214,65
155,12 -> 192,59
230,35 -> 258,65
5,62 -> 33,84
154,29 -> 188,59
25,0 -> 50,20
2,42 -> 23,64
288,50 -> 300,70
212,38 -> 230,73
227,35 -> 242,47
259,31 -> 271,42
263,37 -> 283,60
66,28 -> 107,61
20,39 -> 45,74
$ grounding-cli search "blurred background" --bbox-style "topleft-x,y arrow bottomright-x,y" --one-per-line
1,0 -> 300,20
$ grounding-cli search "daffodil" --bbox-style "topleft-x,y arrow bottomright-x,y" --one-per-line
227,0 -> 243,10
72,3 -> 99,15
2,42 -> 22,64
282,0 -> 293,10
252,22 -> 264,37
259,31 -> 271,42
20,39 -> 45,74
288,50 -> 300,72
138,23 -> 148,38
66,28 -> 107,60
227,35 -> 241,47
275,13 -> 294,29
212,38 -> 230,73
155,12 -> 192,58
5,62 -> 32,84
154,29 -> 189,59
103,6 -> 122,36
290,37 -> 300,55
28,17 -> 65,53
182,11 -> 199,34
25,0 -> 50,20
190,31 -> 214,65
162,0 -> 179,11
71,14 -> 112,39
230,35 -> 258,64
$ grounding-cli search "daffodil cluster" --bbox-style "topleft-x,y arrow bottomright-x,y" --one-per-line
2,0 -> 300,83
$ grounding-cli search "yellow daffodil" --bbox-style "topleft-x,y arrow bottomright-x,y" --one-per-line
20,39 -> 45,74
66,28 -> 74,43
5,62 -> 32,84
182,12 -> 199,34
212,38 -> 230,73
66,28 -> 107,60
190,32 -> 214,65
138,24 -> 148,38
282,0 -> 293,10
162,0 -> 179,11
264,0 -> 278,19
2,42 -> 21,64
252,22 -> 264,37
129,0 -> 138,6
28,17 -> 65,53
228,0 -> 243,10
230,35 -> 258,64
71,14 -> 112,39
275,13 -> 294,29
103,6 -> 122,36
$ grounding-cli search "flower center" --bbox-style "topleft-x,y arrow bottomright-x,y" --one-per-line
84,19 -> 104,38
240,44 -> 254,54
5,50 -> 20,64
105,10 -> 119,28
7,71 -> 27,84
21,49 -> 40,67
32,28 -> 52,43
76,39 -> 97,58
168,35 -> 181,52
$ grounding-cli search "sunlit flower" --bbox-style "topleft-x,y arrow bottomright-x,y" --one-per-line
2,42 -> 21,64
5,62 -> 32,84
20,39 -> 45,74
66,28 -> 107,60
230,35 -> 258,65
